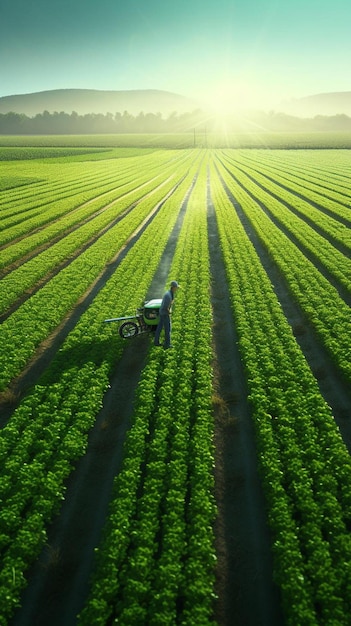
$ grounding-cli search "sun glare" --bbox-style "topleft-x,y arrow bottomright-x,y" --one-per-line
201,80 -> 273,117
193,79 -> 276,140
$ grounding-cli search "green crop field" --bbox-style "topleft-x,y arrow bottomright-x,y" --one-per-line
1,138 -> 351,626
1,130 -> 351,151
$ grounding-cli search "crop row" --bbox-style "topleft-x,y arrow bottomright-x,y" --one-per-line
209,159 -> 351,625
0,156 -> 202,625
214,157 -> 351,385
78,156 -> 216,626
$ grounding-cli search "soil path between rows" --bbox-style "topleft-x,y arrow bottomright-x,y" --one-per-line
207,188 -> 283,626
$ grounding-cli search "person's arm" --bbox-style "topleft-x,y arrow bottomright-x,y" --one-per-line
166,292 -> 173,314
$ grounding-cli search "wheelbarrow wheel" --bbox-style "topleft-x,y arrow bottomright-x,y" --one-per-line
119,321 -> 139,338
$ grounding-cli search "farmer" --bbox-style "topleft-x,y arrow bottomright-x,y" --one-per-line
154,280 -> 179,349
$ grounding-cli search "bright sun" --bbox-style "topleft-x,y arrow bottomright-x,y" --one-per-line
201,80 -> 272,116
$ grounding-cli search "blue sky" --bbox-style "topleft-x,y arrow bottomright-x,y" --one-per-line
1,0 -> 350,110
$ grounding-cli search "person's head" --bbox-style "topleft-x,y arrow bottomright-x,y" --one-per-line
170,280 -> 179,292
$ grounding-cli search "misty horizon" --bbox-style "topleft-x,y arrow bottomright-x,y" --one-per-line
1,88 -> 351,125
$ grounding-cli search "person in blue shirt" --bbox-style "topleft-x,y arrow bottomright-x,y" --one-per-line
154,280 -> 179,349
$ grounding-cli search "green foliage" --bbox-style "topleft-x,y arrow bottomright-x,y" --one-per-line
210,157 -> 351,625
1,131 -> 351,150
0,149 -> 206,624
1,145 -> 351,624
78,159 -> 217,626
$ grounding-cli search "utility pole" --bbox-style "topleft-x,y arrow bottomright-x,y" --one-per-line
193,127 -> 196,147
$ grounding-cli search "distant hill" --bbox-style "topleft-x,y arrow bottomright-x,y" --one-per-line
0,89 -> 200,117
2,88 -> 351,119
279,91 -> 351,117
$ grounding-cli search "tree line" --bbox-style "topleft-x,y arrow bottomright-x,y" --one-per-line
0,109 -> 351,134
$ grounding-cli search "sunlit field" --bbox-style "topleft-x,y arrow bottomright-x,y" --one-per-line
1,131 -> 351,152
1,140 -> 351,626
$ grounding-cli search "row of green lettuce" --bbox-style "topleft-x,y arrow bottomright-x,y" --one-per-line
0,149 -> 180,227
210,159 -> 351,625
0,154 -> 202,625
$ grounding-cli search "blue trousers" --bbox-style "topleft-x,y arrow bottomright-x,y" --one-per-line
154,313 -> 171,347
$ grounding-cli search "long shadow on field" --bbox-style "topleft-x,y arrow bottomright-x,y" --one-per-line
207,180 -> 284,626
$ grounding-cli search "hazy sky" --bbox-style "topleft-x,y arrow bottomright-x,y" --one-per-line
1,0 -> 350,111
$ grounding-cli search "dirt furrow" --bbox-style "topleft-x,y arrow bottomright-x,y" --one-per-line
207,178 -> 283,626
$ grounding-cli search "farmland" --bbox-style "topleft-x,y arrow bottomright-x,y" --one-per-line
0,136 -> 351,626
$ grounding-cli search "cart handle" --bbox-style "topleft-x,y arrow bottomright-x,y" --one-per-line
104,316 -> 136,323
